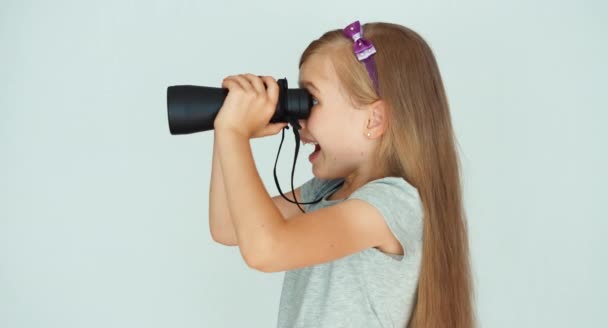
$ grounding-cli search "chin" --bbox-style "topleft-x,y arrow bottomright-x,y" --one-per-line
311,166 -> 327,180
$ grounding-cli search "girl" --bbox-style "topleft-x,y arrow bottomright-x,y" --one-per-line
209,20 -> 475,328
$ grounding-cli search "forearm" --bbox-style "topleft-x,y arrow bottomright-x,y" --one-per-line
209,130 -> 237,241
215,130 -> 284,261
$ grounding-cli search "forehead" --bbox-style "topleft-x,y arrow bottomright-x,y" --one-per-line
298,53 -> 334,87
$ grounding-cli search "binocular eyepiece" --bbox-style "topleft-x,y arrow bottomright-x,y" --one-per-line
167,78 -> 312,134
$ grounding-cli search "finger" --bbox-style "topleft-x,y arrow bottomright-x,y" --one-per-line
229,74 -> 254,93
271,123 -> 289,135
221,79 -> 243,94
221,75 -> 241,90
270,122 -> 289,128
256,122 -> 289,138
268,122 -> 289,133
260,76 -> 279,103
243,73 -> 266,94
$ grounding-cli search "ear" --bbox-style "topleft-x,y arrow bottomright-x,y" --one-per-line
365,99 -> 387,139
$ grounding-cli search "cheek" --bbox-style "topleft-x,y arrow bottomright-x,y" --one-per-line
306,111 -> 325,136
306,107 -> 364,155
307,112 -> 320,126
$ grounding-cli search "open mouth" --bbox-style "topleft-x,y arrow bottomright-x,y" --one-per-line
303,140 -> 321,161
310,143 -> 321,161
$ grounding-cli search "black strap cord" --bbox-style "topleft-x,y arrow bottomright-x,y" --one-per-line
272,117 -> 324,213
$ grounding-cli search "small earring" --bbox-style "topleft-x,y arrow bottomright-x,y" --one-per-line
367,131 -> 371,137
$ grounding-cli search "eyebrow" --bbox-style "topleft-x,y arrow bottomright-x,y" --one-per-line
298,80 -> 320,94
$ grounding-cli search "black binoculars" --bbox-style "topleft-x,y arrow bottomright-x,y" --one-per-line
166,77 -> 320,214
167,78 -> 313,134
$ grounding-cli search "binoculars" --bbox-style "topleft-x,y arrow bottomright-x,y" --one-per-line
166,77 -> 318,214
167,78 -> 313,134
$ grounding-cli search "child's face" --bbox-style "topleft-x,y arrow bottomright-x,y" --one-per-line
298,53 -> 376,180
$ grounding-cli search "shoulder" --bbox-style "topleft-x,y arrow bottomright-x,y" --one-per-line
350,176 -> 421,205
348,176 -> 424,255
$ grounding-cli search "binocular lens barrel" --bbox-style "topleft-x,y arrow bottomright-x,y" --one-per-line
167,78 -> 312,134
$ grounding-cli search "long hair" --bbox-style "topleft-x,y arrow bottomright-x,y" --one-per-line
299,22 -> 476,328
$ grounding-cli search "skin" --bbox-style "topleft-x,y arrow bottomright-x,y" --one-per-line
296,53 -> 388,199
212,54 -> 390,264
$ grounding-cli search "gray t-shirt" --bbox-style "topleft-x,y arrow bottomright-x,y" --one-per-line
277,176 -> 424,328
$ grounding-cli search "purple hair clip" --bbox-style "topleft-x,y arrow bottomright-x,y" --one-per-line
342,20 -> 380,95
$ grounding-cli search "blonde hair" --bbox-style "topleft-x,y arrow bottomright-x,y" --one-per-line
299,22 -> 476,328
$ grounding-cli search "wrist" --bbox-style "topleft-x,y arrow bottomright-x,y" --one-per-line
215,126 -> 250,142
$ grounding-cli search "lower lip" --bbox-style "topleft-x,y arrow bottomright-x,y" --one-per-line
309,145 -> 321,162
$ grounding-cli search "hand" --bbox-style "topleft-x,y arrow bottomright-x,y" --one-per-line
213,74 -> 289,139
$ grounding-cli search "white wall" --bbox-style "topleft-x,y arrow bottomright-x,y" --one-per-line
1,0 -> 606,327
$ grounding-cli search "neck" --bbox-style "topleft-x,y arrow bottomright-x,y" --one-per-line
335,164 -> 387,199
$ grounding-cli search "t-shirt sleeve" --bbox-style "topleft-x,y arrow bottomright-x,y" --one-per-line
348,177 -> 424,257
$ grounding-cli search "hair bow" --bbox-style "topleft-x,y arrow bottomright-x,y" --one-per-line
342,20 -> 380,95
342,20 -> 377,61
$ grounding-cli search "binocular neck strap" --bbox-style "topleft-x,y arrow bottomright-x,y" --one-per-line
272,117 -> 324,213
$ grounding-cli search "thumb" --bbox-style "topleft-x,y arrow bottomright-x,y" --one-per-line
271,122 -> 289,134
252,122 -> 289,138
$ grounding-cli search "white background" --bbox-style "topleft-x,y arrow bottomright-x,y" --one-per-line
1,0 -> 606,327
